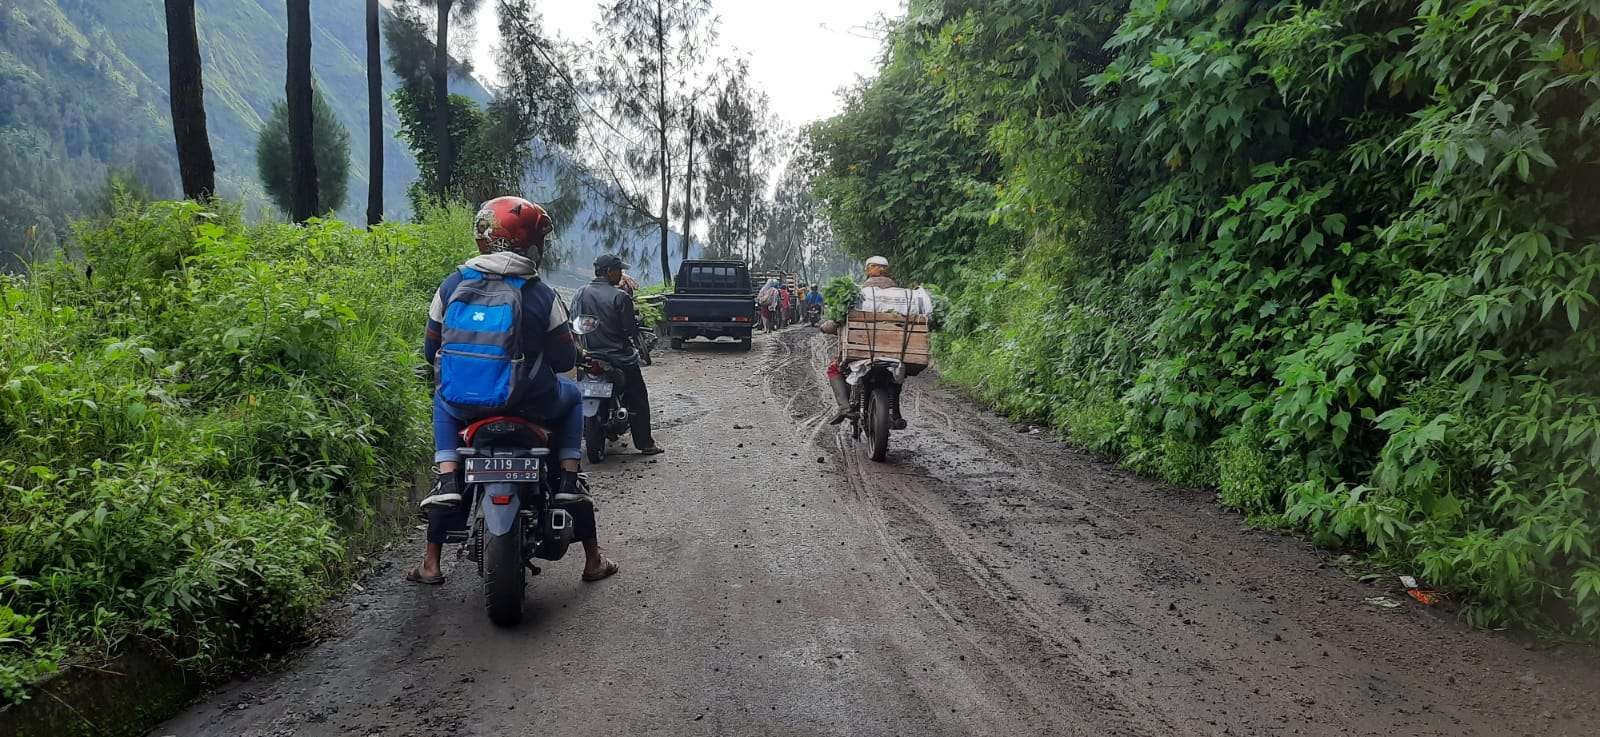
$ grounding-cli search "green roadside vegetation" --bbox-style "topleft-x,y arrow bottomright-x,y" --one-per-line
808,0 -> 1600,636
0,196 -> 474,703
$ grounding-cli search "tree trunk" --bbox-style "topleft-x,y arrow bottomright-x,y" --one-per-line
286,0 -> 320,222
742,151 -> 753,264
432,0 -> 455,201
163,0 -> 215,200
655,3 -> 671,285
680,105 -> 695,262
366,0 -> 383,226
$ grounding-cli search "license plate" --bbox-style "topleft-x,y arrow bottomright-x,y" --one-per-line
464,457 -> 542,483
578,380 -> 614,399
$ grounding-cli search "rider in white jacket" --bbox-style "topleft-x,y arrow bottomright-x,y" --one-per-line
822,256 -> 902,427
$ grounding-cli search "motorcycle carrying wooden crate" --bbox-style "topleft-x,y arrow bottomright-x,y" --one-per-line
841,310 -> 931,373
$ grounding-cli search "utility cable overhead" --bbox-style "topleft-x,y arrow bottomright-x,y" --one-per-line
515,28 -> 665,220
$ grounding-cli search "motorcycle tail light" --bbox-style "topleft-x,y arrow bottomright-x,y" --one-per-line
588,360 -> 605,374
490,494 -> 513,505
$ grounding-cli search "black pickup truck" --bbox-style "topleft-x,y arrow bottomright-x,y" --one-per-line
662,259 -> 756,351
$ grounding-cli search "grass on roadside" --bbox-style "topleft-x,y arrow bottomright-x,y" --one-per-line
0,197 -> 475,703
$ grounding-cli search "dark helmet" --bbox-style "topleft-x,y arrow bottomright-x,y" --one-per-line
473,196 -> 554,256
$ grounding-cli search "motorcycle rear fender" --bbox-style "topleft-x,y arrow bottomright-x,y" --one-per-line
582,398 -> 603,417
478,482 -> 522,536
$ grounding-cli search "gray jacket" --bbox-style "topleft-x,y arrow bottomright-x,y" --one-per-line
570,278 -> 638,367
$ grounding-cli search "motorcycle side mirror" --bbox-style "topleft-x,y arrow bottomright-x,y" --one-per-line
571,315 -> 600,336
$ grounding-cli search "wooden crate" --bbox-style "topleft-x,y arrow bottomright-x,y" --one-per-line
841,311 -> 931,366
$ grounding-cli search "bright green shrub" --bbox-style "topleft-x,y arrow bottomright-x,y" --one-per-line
821,277 -> 862,323
1215,425 -> 1284,515
0,198 -> 473,702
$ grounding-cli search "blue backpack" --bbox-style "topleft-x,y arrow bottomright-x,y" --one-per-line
436,269 -> 543,414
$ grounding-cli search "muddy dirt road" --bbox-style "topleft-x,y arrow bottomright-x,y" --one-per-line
153,329 -> 1599,737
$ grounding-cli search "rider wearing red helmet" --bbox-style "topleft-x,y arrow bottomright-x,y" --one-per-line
473,195 -> 554,254
410,196 -> 619,586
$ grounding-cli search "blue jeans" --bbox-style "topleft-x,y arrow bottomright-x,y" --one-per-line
433,377 -> 584,464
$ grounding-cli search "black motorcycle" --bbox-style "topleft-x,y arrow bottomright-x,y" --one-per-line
805,303 -> 822,326
633,319 -> 658,366
571,315 -> 632,463
848,360 -> 908,462
450,416 -> 583,626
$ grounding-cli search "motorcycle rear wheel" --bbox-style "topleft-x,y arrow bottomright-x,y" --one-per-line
483,522 -> 526,626
867,386 -> 892,462
584,415 -> 607,464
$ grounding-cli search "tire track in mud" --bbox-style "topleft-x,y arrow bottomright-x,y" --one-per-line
766,328 -> 1166,736
144,329 -> 1599,737
765,328 -> 1600,737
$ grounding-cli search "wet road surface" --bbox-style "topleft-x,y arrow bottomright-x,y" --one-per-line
152,330 -> 1600,737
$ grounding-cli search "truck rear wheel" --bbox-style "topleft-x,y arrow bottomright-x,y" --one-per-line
739,337 -> 752,351
670,337 -> 684,350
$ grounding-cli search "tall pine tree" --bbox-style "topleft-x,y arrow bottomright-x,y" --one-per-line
162,0 -> 215,200
586,0 -> 716,284
286,0 -> 320,222
367,0 -> 383,225
414,0 -> 484,202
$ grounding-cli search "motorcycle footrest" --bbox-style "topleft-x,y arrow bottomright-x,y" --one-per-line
443,529 -> 470,544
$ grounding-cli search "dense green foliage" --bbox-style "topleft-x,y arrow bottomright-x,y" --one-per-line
256,89 -> 353,217
810,0 -> 1600,635
0,201 -> 473,702
822,277 -> 862,324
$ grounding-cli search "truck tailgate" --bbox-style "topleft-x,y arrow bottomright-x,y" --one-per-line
665,294 -> 754,322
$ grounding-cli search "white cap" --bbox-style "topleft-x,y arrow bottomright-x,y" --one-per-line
866,256 -> 890,268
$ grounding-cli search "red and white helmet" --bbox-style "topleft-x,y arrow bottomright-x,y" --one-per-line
474,196 -> 555,256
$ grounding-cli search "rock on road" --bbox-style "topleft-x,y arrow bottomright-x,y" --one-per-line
152,330 -> 1599,737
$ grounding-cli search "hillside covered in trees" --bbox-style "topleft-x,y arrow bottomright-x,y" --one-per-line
0,0 -> 472,263
0,0 -> 696,279
808,0 -> 1600,635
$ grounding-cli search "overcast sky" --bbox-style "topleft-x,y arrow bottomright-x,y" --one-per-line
466,0 -> 905,126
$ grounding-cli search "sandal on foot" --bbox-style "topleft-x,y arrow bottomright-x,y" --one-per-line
582,559 -> 620,582
405,566 -> 444,585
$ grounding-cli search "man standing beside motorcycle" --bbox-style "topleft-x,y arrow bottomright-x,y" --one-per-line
411,196 -> 618,586
821,256 -> 905,427
572,255 -> 666,456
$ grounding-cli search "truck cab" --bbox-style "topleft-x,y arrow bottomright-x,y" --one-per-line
662,260 -> 757,351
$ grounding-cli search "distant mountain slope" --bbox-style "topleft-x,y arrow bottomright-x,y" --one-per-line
1,0 -> 489,222
0,0 -> 694,281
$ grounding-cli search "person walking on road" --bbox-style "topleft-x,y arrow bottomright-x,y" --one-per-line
778,284 -> 793,329
757,278 -> 780,333
572,254 -> 666,456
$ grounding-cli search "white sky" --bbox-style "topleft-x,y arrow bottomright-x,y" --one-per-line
467,0 -> 905,126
